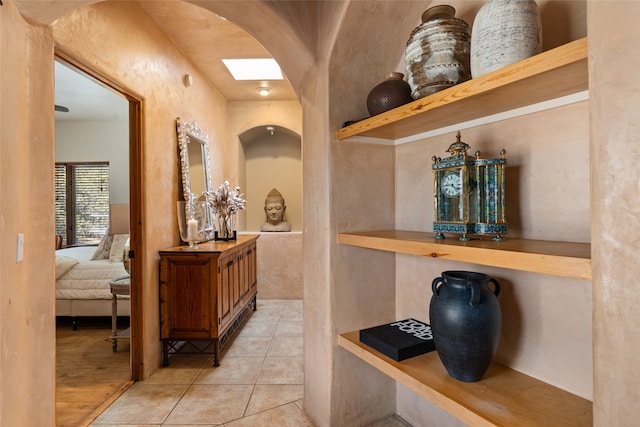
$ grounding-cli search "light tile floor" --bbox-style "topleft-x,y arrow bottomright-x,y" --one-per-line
91,299 -> 311,427
90,299 -> 412,427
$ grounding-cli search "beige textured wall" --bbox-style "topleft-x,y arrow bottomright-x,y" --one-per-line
327,1 -> 424,422
589,2 -> 640,425
0,1 -> 56,425
55,119 -> 130,204
254,233 -> 303,299
227,101 -> 302,180
327,1 -> 445,424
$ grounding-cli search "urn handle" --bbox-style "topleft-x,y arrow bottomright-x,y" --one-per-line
468,281 -> 480,307
432,277 -> 444,296
468,277 -> 501,307
489,277 -> 501,297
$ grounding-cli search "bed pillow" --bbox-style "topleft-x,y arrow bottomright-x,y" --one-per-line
109,234 -> 130,263
91,229 -> 113,260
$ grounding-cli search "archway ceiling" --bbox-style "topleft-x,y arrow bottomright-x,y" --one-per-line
137,0 -> 298,102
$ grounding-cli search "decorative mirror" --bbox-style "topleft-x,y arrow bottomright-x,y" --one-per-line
176,117 -> 214,240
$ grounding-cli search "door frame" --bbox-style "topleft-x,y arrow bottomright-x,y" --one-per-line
54,48 -> 145,380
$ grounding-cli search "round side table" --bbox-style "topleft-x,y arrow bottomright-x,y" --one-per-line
109,275 -> 130,352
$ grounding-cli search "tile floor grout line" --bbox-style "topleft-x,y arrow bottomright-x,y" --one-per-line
241,384 -> 258,420
159,379 -> 194,426
242,324 -> 271,419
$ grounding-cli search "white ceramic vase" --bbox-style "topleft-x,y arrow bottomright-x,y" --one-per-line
470,0 -> 542,78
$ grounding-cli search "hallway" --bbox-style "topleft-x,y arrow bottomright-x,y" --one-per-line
91,299 -> 309,426
87,298 -> 412,426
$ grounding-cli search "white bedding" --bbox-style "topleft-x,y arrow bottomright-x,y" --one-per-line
55,246 -> 129,300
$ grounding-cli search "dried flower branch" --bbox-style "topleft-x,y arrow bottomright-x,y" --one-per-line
205,180 -> 246,220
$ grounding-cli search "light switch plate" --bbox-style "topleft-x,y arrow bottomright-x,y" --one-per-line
16,234 -> 24,263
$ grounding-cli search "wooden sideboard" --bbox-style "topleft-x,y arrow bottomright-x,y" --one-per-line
159,235 -> 258,366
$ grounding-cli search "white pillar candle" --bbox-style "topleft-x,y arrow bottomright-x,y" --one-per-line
187,218 -> 198,241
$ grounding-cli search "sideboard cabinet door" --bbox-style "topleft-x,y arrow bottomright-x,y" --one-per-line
218,252 -> 235,332
159,254 -> 217,340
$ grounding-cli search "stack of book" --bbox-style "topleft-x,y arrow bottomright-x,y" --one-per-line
359,318 -> 436,361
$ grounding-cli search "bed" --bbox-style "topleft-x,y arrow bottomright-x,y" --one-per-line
55,235 -> 130,324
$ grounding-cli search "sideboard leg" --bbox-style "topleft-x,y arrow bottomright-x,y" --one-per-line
213,339 -> 220,367
162,341 -> 170,366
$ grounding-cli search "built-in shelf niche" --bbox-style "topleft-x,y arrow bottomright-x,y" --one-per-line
335,37 -> 592,426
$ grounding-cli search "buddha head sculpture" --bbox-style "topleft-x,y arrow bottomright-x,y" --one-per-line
261,188 -> 291,232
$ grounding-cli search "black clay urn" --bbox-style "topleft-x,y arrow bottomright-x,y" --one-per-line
429,270 -> 502,382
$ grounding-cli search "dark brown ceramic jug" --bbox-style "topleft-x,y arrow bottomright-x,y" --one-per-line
366,72 -> 413,116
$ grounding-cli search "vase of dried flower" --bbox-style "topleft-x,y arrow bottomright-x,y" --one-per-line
215,213 -> 236,241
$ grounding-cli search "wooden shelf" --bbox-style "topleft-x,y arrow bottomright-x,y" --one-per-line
338,331 -> 591,426
338,230 -> 591,280
337,38 -> 588,141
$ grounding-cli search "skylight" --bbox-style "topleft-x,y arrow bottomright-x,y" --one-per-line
222,58 -> 283,80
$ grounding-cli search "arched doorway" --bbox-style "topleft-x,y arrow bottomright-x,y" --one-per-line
10,0 -> 324,424
46,0 -> 308,420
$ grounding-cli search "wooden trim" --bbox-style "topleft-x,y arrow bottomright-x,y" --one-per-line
128,94 -> 144,381
159,234 -> 260,255
82,381 -> 133,427
54,47 -> 144,102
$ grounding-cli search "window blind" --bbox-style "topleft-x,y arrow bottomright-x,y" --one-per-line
55,163 -> 110,246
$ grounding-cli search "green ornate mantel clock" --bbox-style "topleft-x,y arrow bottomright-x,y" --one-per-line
432,131 -> 507,241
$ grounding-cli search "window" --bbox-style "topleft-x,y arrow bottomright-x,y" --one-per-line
55,163 -> 110,246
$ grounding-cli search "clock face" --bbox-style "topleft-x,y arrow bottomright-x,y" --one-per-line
442,172 -> 462,197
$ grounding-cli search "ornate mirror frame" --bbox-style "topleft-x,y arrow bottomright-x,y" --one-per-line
176,117 -> 214,240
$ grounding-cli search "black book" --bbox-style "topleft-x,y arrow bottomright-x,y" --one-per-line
359,318 -> 436,361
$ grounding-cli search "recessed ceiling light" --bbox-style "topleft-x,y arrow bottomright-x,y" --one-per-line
222,58 -> 283,81
256,86 -> 271,96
